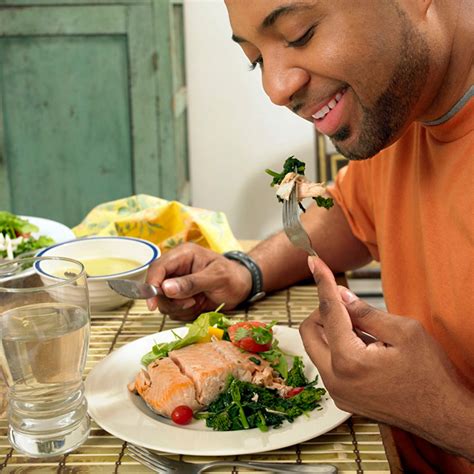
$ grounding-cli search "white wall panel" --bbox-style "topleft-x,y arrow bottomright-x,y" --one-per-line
184,0 -> 315,240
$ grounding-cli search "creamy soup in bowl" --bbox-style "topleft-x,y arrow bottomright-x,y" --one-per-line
36,237 -> 160,311
79,257 -> 141,277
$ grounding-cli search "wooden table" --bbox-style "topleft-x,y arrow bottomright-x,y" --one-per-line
0,282 -> 400,473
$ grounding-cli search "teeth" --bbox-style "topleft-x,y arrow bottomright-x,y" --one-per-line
313,106 -> 330,119
312,89 -> 345,120
313,104 -> 331,120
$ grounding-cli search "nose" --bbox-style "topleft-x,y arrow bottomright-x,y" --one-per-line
261,56 -> 310,107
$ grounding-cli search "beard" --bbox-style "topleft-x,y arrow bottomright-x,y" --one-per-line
331,10 -> 430,161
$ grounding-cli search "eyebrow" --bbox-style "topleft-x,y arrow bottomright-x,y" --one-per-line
231,3 -> 311,44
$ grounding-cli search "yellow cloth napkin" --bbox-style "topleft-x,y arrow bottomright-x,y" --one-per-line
72,195 -> 241,254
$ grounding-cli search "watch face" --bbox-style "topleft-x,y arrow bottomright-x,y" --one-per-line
248,291 -> 266,303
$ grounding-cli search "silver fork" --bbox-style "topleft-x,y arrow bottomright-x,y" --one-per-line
127,444 -> 338,473
282,185 -> 318,256
282,184 -> 377,345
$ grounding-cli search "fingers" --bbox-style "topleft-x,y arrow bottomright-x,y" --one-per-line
146,249 -> 195,288
308,256 -> 360,350
299,312 -> 331,374
157,269 -> 224,303
146,262 -> 204,313
154,293 -> 208,321
145,244 -> 218,313
339,287 -> 410,345
146,293 -> 197,316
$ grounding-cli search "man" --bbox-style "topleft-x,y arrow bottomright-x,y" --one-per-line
146,1 -> 473,471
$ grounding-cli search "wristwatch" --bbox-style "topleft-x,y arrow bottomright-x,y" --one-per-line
223,250 -> 266,303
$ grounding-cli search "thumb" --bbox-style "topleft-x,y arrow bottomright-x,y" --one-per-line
161,271 -> 218,299
339,287 -> 401,344
307,256 -> 358,349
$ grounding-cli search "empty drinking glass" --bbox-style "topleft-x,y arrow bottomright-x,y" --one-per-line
0,256 -> 91,457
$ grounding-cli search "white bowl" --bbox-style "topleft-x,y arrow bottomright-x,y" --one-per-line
36,237 -> 160,311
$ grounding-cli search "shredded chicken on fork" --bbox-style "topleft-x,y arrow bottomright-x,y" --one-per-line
275,172 -> 328,201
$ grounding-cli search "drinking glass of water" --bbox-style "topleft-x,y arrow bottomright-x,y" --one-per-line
0,256 -> 90,457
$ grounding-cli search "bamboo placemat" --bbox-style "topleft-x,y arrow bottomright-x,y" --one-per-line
0,286 -> 395,473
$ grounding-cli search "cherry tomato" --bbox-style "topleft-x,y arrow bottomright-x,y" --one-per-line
228,321 -> 273,353
171,405 -> 193,425
285,387 -> 305,398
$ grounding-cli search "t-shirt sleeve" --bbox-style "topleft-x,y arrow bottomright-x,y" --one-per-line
327,161 -> 379,260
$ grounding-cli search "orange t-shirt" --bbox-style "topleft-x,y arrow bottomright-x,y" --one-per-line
329,98 -> 473,473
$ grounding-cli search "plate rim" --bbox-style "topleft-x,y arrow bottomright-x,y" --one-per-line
0,215 -> 75,282
85,325 -> 351,456
19,215 -> 75,240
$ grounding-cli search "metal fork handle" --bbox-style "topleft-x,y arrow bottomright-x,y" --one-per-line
128,445 -> 337,473
128,456 -> 337,474
354,327 -> 378,344
220,461 -> 337,473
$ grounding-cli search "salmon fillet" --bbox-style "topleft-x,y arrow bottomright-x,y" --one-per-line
169,343 -> 236,406
211,340 -> 269,377
211,340 -> 286,391
130,357 -> 202,417
129,340 -> 284,417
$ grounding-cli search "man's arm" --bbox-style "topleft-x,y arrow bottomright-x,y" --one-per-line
145,196 -> 371,320
250,198 -> 372,293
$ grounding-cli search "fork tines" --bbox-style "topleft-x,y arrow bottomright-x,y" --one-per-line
128,444 -> 180,472
282,185 -> 318,257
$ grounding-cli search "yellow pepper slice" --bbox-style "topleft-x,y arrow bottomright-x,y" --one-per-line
197,326 -> 225,343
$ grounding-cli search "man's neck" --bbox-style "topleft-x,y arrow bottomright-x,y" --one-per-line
418,0 -> 473,122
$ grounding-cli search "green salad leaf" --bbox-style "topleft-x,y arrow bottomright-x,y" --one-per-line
141,304 -> 232,366
0,212 -> 55,259
0,211 -> 39,238
259,340 -> 289,379
233,321 -> 275,345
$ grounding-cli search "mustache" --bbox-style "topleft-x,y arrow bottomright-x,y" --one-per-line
290,102 -> 304,114
290,82 -> 350,116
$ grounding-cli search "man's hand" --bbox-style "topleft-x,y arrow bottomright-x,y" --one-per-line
300,256 -> 474,459
145,243 -> 252,320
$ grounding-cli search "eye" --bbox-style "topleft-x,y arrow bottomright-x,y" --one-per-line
287,26 -> 316,47
249,55 -> 263,71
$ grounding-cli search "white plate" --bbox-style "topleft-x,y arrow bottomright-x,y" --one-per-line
0,216 -> 75,281
21,215 -> 75,246
85,326 -> 350,456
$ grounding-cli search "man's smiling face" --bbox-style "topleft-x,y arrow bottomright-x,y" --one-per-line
225,0 -> 430,160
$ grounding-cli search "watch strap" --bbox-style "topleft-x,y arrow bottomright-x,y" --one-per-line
223,250 -> 265,303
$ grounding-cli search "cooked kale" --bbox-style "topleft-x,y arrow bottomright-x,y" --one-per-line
285,356 -> 308,387
195,376 -> 326,432
248,356 -> 261,366
313,195 -> 334,210
265,156 -> 306,186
